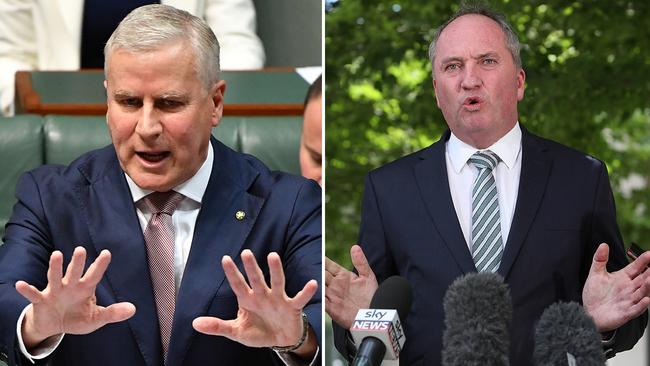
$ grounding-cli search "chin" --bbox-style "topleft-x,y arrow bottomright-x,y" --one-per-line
130,174 -> 174,192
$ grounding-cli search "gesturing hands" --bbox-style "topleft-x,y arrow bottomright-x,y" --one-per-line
192,249 -> 318,359
583,243 -> 650,332
325,245 -> 378,329
15,247 -> 136,349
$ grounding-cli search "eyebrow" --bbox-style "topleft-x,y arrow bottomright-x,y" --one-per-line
111,90 -> 189,101
440,56 -> 464,65
475,52 -> 500,60
439,51 -> 500,65
158,92 -> 189,100
112,90 -> 138,99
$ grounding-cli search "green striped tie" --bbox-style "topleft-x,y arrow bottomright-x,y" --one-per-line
469,150 -> 503,273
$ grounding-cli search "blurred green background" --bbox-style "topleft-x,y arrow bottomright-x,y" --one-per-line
325,0 -> 650,269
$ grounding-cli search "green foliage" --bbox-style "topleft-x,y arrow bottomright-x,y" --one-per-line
326,0 -> 650,267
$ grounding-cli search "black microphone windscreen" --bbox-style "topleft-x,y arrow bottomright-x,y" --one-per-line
534,302 -> 605,366
442,272 -> 512,366
370,275 -> 413,322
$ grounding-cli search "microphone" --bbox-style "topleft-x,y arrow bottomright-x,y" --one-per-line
350,276 -> 413,366
442,272 -> 512,366
534,301 -> 605,366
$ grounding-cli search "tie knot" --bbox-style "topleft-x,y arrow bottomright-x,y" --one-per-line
469,150 -> 500,171
142,191 -> 184,215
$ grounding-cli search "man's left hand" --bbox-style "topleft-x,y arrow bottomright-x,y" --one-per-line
583,243 -> 650,332
192,249 -> 318,358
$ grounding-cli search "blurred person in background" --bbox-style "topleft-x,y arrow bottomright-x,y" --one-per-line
0,0 -> 265,116
300,74 -> 322,187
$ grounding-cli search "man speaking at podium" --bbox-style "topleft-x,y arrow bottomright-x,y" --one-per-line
0,5 -> 321,366
326,3 -> 648,365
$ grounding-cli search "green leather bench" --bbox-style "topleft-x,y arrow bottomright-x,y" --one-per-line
0,115 -> 301,241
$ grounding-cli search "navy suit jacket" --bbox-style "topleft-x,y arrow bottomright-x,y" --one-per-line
0,138 -> 322,366
334,128 -> 647,365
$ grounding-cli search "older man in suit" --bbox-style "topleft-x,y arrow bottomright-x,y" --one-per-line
326,4 -> 649,365
0,5 -> 320,366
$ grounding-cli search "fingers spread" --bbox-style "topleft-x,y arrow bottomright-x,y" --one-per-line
82,250 -> 112,288
15,281 -> 44,304
589,243 -> 609,276
193,316 -> 234,337
64,246 -> 87,285
351,245 -> 374,278
290,279 -> 318,309
628,297 -> 650,319
325,257 -> 344,275
325,270 -> 334,286
241,249 -> 268,293
625,251 -> 650,279
268,252 -> 285,293
222,255 -> 251,299
101,302 -> 136,325
47,251 -> 64,290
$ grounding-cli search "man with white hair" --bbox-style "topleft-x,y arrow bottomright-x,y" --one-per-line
0,5 -> 321,366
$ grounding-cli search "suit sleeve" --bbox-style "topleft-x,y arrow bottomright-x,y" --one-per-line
0,172 -> 55,365
587,161 -> 648,356
332,172 -> 398,361
278,179 -> 322,365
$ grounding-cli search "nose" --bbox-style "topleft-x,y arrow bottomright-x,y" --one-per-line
135,102 -> 162,139
460,64 -> 482,90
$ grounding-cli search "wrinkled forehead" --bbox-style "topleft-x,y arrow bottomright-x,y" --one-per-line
436,14 -> 508,59
105,39 -> 198,76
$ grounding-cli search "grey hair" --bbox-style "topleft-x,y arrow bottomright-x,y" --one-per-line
428,2 -> 522,76
104,4 -> 220,89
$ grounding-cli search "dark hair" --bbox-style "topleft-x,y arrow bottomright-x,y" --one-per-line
304,74 -> 322,107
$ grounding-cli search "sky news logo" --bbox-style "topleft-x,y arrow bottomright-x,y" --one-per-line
351,309 -> 405,357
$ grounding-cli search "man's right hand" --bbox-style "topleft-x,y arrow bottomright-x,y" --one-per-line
325,245 -> 378,329
15,246 -> 136,350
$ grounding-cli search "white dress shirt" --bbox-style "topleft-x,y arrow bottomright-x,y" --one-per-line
445,122 -> 523,249
126,144 -> 213,293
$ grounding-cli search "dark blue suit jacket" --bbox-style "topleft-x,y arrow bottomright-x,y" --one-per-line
334,128 -> 647,365
0,138 -> 322,366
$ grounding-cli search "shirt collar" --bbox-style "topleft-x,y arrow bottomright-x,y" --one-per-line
447,122 -> 522,174
125,142 -> 214,204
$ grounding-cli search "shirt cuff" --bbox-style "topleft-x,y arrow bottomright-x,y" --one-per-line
601,329 -> 617,358
274,346 -> 320,366
16,304 -> 65,363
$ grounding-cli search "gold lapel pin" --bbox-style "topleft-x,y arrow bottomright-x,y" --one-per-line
235,211 -> 246,220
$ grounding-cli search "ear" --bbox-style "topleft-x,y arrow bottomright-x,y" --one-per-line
103,80 -> 109,125
516,68 -> 526,101
432,78 -> 441,109
209,80 -> 227,128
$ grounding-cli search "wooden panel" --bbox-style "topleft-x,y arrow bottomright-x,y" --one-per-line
15,69 -> 308,116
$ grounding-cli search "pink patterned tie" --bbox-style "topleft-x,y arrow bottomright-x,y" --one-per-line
141,191 -> 184,361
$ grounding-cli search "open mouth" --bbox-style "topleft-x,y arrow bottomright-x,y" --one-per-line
464,97 -> 482,106
462,96 -> 483,110
136,151 -> 170,163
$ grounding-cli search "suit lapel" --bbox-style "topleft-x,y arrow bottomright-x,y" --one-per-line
76,147 -> 162,366
498,128 -> 552,279
414,132 -> 476,274
167,139 -> 265,365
